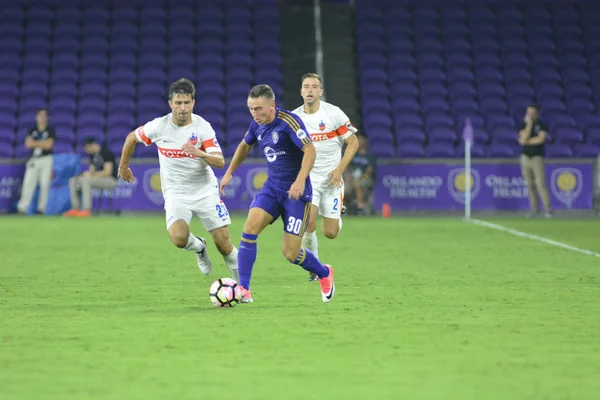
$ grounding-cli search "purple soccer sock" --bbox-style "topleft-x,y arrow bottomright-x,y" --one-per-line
292,248 -> 329,278
238,232 -> 258,290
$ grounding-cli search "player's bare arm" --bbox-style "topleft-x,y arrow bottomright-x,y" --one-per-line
289,142 -> 316,200
220,140 -> 253,194
181,142 -> 225,169
329,133 -> 359,187
118,130 -> 142,183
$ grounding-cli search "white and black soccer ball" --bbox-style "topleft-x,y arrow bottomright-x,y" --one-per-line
209,278 -> 241,308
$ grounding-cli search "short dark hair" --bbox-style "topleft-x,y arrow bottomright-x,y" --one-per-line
301,73 -> 323,87
527,103 -> 539,111
248,84 -> 275,101
36,108 -> 48,115
83,137 -> 98,146
169,78 -> 196,100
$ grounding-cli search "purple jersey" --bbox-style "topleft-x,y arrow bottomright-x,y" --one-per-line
244,108 -> 312,196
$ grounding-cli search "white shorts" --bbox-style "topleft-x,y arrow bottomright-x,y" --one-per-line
311,176 -> 344,219
164,193 -> 231,231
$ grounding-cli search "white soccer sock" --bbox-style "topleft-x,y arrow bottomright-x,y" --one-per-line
302,230 -> 319,258
338,218 -> 343,233
223,246 -> 240,282
184,233 -> 205,252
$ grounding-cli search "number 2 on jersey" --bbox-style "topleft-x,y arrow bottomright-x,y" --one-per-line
333,198 -> 339,211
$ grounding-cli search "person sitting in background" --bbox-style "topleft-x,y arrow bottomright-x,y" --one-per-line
63,138 -> 118,217
344,135 -> 376,215
17,108 -> 55,214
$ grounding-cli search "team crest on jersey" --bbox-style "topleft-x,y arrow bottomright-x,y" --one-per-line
272,131 -> 279,144
189,133 -> 198,145
319,120 -> 326,131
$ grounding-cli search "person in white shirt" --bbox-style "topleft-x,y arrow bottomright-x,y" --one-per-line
292,73 -> 359,281
117,78 -> 239,282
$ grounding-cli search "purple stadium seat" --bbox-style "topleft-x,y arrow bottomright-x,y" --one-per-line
425,143 -> 455,158
134,145 -> 158,158
394,113 -> 423,129
390,81 -> 418,98
425,113 -> 454,130
547,115 -> 577,131
486,143 -> 519,158
573,143 -> 600,158
370,142 -> 395,158
456,144 -> 485,158
364,113 -> 393,129
14,147 -> 32,159
553,127 -> 584,144
0,147 -> 14,158
546,144 -> 574,158
447,68 -> 475,82
397,142 -> 425,158
363,99 -> 392,115
391,98 -> 420,114
577,115 -> 600,132
396,127 -> 426,144
428,127 -> 458,144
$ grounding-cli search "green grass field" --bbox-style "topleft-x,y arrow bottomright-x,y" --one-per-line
1,215 -> 599,400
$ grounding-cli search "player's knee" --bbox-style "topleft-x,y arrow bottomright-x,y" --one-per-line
282,247 -> 300,263
169,232 -> 188,248
323,227 -> 338,239
242,222 -> 261,235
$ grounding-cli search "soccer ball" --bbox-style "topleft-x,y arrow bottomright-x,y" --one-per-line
209,278 -> 241,307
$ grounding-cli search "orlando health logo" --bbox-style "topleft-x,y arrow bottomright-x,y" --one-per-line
143,168 -> 164,206
447,168 -> 481,204
550,167 -> 583,208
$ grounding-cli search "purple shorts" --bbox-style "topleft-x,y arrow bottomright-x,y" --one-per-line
250,182 -> 312,236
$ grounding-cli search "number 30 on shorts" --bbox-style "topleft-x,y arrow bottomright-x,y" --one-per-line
286,217 -> 303,234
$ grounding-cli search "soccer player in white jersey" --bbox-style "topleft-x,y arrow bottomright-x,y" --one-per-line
117,78 -> 239,282
292,73 -> 359,281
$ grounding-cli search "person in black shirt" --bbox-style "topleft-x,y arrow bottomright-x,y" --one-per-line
345,135 -> 376,215
518,104 -> 552,218
17,108 -> 56,214
63,138 -> 118,217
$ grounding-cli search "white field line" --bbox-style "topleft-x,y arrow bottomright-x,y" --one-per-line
469,218 -> 600,258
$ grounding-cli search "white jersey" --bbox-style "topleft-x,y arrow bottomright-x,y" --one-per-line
135,113 -> 223,202
292,101 -> 357,180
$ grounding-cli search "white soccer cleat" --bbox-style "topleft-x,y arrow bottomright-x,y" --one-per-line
195,237 -> 212,275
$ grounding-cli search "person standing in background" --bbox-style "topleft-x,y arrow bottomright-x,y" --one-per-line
518,104 -> 552,218
17,108 -> 55,215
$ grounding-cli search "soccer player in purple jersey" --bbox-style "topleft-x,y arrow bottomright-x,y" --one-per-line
220,85 -> 335,303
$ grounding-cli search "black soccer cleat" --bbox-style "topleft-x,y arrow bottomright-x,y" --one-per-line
341,203 -> 347,215
308,272 -> 319,282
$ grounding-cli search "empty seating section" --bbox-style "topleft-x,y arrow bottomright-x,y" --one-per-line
0,0 -> 280,158
356,0 -> 600,157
